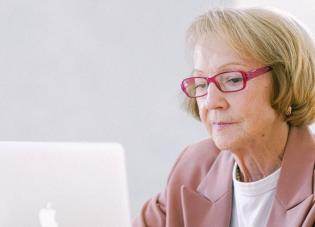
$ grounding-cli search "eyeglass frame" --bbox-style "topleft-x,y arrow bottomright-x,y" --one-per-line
181,66 -> 273,98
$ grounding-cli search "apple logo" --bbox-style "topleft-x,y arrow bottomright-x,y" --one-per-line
39,202 -> 58,227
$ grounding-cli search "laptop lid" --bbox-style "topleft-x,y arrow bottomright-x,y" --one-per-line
0,141 -> 131,227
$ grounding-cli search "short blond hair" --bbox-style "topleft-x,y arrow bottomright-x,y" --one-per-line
184,7 -> 315,127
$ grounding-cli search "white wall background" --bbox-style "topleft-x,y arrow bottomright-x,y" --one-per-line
237,0 -> 315,32
0,0 -> 314,219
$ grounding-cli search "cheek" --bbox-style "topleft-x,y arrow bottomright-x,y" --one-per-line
197,99 -> 213,135
237,95 -> 277,133
197,99 -> 206,122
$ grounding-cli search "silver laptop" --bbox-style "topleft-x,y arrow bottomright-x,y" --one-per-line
0,141 -> 131,227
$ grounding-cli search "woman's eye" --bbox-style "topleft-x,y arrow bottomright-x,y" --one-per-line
227,77 -> 243,83
195,83 -> 207,89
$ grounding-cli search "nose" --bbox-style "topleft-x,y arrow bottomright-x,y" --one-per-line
203,82 -> 229,110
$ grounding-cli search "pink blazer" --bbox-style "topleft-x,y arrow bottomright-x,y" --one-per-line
133,127 -> 315,227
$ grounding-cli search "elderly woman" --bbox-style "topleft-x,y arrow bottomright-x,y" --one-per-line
133,7 -> 315,227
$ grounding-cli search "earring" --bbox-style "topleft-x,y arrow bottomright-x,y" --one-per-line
286,106 -> 292,116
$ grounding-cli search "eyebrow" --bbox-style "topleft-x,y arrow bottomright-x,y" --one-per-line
192,62 -> 250,75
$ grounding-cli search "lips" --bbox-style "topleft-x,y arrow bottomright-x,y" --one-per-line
212,121 -> 237,130
212,122 -> 236,125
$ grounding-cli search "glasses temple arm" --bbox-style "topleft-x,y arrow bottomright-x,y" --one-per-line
247,66 -> 272,79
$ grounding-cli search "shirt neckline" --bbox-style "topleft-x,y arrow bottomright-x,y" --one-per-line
232,162 -> 281,196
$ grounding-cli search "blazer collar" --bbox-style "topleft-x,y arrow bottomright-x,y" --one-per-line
181,150 -> 235,227
196,150 -> 234,202
266,127 -> 315,226
273,126 -> 315,210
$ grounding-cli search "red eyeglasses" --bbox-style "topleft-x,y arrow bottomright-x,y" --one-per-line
181,66 -> 272,98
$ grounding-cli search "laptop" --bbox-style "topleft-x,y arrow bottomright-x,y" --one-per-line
0,141 -> 131,227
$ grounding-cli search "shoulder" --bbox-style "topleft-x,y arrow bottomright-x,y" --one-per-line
166,138 -> 221,189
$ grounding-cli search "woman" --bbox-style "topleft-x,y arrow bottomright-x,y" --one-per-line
133,7 -> 315,227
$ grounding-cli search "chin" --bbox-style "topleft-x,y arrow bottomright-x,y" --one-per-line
212,134 -> 228,148
212,134 -> 239,150
213,140 -> 231,150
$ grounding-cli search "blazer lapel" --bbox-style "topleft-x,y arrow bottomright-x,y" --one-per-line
267,127 -> 315,227
181,151 -> 235,227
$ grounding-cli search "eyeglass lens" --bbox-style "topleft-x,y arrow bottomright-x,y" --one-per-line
184,72 -> 245,97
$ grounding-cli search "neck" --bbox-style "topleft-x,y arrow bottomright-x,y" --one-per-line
232,122 -> 289,182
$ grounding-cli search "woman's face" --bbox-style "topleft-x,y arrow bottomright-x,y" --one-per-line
194,36 -> 283,151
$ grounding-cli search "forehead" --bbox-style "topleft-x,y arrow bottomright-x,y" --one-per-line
192,35 -> 260,73
194,35 -> 235,56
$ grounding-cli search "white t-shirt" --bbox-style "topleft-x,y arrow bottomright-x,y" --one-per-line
230,163 -> 281,227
